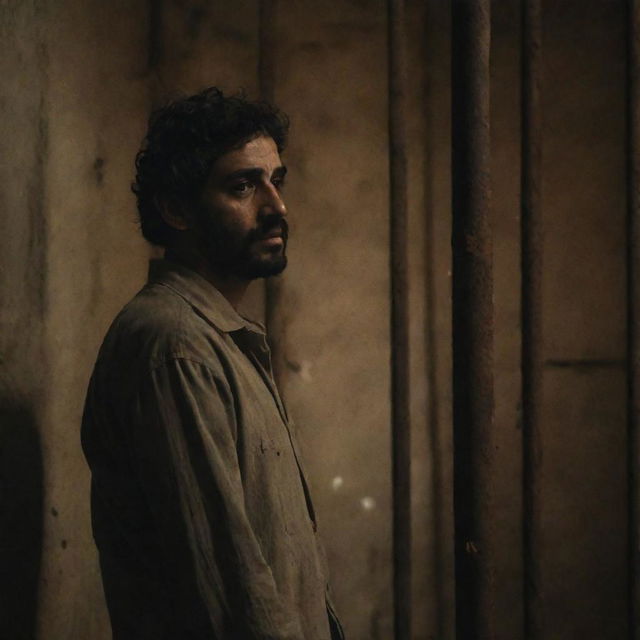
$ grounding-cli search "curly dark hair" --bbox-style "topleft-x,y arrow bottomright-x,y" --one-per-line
132,87 -> 290,247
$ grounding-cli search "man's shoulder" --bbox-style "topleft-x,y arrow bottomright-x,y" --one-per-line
114,281 -> 189,332
99,282 -> 225,370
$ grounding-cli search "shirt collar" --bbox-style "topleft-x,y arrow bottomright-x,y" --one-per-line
147,258 -> 266,335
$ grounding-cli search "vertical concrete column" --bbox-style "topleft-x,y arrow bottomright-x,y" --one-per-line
628,2 -> 640,638
451,1 -> 495,638
388,0 -> 411,638
521,1 -> 544,639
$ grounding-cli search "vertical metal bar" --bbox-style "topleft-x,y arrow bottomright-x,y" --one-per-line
628,2 -> 640,638
258,0 -> 283,382
521,1 -> 544,639
388,0 -> 412,638
422,2 -> 445,634
451,1 -> 495,639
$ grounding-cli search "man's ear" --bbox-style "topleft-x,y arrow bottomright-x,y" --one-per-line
158,198 -> 191,231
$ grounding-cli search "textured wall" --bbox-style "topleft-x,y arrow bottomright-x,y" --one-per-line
0,0 -> 630,638
542,2 -> 627,637
276,2 -> 394,637
0,3 -> 48,637
1,1 -> 150,638
36,2 -> 151,637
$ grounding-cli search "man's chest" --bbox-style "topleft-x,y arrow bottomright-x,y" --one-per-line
220,338 -> 317,543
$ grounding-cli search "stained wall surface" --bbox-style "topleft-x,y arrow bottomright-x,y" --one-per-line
1,1 -> 151,638
0,3 -> 48,637
0,1 -> 630,639
37,2 -> 151,638
541,2 -> 627,637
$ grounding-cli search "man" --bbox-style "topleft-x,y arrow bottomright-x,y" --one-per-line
81,87 -> 344,640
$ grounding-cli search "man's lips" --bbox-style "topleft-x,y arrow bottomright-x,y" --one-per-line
261,237 -> 284,248
256,226 -> 286,246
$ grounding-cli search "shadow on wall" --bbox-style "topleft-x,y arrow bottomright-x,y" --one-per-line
0,377 -> 43,640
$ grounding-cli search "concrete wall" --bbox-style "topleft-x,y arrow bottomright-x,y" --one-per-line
37,2 -> 151,637
1,1 -> 150,637
0,0 -> 629,638
542,2 -> 627,637
0,3 -> 48,637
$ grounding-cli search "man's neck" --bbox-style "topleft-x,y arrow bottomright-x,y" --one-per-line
165,247 -> 249,310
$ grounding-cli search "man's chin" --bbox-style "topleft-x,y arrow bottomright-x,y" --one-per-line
201,242 -> 287,280
241,255 -> 288,280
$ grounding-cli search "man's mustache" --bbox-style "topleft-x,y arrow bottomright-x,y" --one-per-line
250,215 -> 289,242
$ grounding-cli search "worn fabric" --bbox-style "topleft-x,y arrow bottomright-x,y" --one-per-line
81,258 -> 344,640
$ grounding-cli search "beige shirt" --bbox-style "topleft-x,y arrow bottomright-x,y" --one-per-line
81,259 -> 342,639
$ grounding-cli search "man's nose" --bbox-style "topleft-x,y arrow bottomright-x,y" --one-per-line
260,183 -> 287,217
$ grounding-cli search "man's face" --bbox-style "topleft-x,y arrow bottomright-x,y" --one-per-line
193,135 -> 288,280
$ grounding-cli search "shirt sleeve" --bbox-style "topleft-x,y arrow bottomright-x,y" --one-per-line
130,356 -> 305,640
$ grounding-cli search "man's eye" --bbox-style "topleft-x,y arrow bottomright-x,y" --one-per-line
231,182 -> 253,194
272,178 -> 285,191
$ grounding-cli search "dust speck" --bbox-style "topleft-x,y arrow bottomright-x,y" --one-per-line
361,496 -> 376,511
299,360 -> 313,382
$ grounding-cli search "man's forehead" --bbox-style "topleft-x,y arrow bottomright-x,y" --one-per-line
214,135 -> 282,175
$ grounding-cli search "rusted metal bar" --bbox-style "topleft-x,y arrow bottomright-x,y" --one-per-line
628,2 -> 640,638
521,1 -> 544,638
388,0 -> 412,638
258,0 -> 284,382
451,1 -> 495,638
422,3 -> 445,636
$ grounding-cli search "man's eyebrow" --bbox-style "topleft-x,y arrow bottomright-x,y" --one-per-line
223,165 -> 287,182
273,165 -> 288,177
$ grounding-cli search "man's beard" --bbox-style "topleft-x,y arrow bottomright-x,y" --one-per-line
196,208 -> 288,280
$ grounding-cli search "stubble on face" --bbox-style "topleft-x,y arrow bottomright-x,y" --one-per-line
196,203 -> 288,280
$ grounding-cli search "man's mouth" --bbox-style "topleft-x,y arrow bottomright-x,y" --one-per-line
261,236 -> 284,248
256,225 -> 286,247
